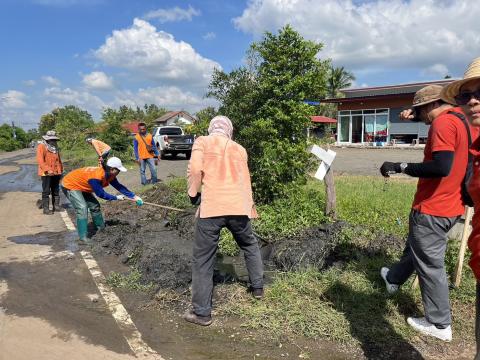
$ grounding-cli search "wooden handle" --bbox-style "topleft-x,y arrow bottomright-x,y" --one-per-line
454,206 -> 473,287
126,197 -> 188,212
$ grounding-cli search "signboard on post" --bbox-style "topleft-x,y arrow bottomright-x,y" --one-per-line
310,145 -> 337,218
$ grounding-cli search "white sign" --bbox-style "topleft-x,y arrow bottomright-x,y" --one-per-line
310,145 -> 336,181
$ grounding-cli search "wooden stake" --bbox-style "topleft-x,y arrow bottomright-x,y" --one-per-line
454,206 -> 473,287
324,167 -> 337,219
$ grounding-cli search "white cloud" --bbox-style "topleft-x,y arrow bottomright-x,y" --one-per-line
203,32 -> 216,40
234,0 -> 480,77
82,71 -> 114,90
43,87 -> 106,114
0,90 -> 28,109
94,18 -> 221,87
23,80 -> 36,87
144,5 -> 201,23
113,86 -> 216,114
42,75 -> 61,86
422,63 -> 450,78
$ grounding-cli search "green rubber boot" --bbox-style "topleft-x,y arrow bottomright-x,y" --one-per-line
76,218 -> 88,242
91,213 -> 105,231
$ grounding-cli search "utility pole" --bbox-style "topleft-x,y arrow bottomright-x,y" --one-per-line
11,120 -> 16,139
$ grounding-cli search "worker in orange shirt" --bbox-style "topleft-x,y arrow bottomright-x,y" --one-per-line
133,122 -> 161,185
36,130 -> 63,214
61,157 -> 143,242
86,137 -> 111,166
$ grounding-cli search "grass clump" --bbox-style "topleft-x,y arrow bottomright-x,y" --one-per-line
106,269 -> 155,293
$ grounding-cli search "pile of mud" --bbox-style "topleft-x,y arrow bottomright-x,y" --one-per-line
91,185 -> 403,291
267,222 -> 346,271
91,184 -> 195,291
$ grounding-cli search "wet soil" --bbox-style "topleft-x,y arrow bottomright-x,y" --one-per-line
90,185 -> 355,292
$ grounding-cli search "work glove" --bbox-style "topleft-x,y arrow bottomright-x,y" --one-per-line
116,195 -> 126,201
134,195 -> 144,206
380,162 -> 401,177
189,192 -> 201,206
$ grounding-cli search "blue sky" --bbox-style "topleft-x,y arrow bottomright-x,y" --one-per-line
0,0 -> 478,129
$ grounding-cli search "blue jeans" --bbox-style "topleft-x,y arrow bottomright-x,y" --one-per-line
140,158 -> 157,185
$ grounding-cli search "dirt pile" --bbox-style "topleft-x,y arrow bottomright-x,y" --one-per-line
91,184 -> 196,291
91,185 -> 398,291
268,222 -> 346,271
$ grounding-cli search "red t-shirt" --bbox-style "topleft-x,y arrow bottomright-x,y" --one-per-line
468,137 -> 480,280
412,107 -> 479,217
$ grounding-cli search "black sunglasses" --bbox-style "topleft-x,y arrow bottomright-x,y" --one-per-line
455,89 -> 480,105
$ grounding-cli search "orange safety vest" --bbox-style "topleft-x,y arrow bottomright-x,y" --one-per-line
62,167 -> 114,192
135,133 -> 155,160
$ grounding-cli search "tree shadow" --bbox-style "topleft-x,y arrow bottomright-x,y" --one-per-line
324,242 -> 424,359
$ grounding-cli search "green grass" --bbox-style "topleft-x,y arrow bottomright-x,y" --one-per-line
106,269 -> 155,293
161,174 -> 476,351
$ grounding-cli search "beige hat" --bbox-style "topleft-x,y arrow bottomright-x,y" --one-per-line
412,85 -> 445,108
42,130 -> 59,141
441,57 -> 480,105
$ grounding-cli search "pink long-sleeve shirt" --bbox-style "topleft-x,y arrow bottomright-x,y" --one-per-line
187,134 -> 258,219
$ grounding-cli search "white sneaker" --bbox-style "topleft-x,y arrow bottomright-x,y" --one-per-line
380,267 -> 399,294
407,317 -> 452,342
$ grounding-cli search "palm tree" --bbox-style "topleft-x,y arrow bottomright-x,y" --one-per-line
327,66 -> 355,98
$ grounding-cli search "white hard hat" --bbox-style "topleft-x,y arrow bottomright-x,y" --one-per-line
106,157 -> 127,172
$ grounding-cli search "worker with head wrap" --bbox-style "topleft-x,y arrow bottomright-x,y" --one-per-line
184,115 -> 264,326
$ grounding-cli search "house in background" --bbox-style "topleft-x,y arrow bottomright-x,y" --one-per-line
309,115 -> 337,139
121,121 -> 140,135
154,111 -> 196,126
322,79 -> 453,145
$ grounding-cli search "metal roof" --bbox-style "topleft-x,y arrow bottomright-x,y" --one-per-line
340,79 -> 454,99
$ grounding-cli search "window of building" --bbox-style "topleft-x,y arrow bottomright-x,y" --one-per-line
337,108 -> 389,143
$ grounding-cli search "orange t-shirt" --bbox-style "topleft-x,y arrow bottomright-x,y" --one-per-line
412,107 -> 479,217
187,135 -> 257,219
135,133 -> 154,160
36,143 -> 63,176
62,167 -> 114,192
91,139 -> 111,156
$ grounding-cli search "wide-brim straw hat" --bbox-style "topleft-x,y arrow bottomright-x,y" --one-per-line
441,57 -> 480,105
42,130 -> 59,141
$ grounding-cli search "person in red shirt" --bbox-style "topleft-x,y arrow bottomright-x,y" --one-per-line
379,84 -> 479,342
441,57 -> 480,357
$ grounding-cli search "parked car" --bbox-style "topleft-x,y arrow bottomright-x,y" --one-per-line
153,126 -> 195,159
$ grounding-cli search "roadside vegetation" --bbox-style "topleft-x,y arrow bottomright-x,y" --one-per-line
157,175 -> 476,354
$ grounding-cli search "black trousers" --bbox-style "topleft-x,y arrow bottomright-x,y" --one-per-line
191,216 -> 264,317
41,175 -> 61,199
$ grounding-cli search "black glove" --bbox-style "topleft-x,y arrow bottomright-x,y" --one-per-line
380,162 -> 401,177
189,192 -> 201,206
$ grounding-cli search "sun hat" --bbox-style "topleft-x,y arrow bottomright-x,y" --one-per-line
42,130 -> 59,141
441,57 -> 480,105
106,157 -> 127,172
412,85 -> 446,108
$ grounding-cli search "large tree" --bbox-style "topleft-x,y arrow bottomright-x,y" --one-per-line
39,106 -> 95,150
207,25 -> 330,203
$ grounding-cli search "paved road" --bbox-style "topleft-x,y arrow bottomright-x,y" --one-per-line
0,150 -> 139,360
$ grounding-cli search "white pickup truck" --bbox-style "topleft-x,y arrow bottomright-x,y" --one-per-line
152,126 -> 195,160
